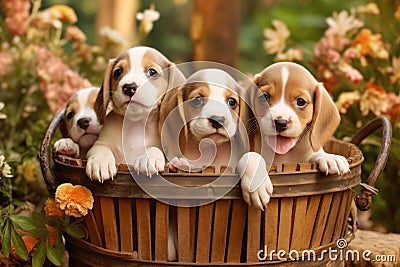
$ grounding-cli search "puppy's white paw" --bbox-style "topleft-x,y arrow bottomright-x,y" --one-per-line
238,152 -> 273,211
133,147 -> 165,176
54,138 -> 79,158
312,153 -> 350,175
167,157 -> 192,172
86,152 -> 117,183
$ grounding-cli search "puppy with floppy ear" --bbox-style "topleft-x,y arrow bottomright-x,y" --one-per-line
239,62 -> 350,210
54,87 -> 102,158
85,46 -> 185,182
158,68 -> 250,172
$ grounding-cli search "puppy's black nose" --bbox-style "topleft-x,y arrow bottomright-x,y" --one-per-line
78,117 -> 91,130
209,116 -> 225,129
274,119 -> 288,132
122,82 -> 138,98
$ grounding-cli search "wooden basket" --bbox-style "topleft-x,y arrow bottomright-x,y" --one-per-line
39,112 -> 392,267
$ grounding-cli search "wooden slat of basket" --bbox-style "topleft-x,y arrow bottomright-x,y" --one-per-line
136,199 -> 152,260
282,163 -> 297,172
211,199 -> 230,262
84,210 -> 103,247
118,198 -> 133,252
196,203 -> 213,263
332,190 -> 352,242
177,207 -> 194,262
247,207 -> 261,262
303,195 -> 322,249
290,196 -> 308,251
226,199 -> 246,263
310,193 -> 333,247
341,193 -> 355,237
321,191 -> 343,245
93,196 -> 104,245
277,198 -> 293,252
155,201 -> 169,261
99,197 -> 119,251
265,199 -> 279,252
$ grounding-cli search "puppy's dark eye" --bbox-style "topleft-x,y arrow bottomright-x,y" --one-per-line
113,68 -> 123,79
66,111 -> 74,120
147,68 -> 159,78
191,96 -> 204,107
227,97 -> 237,108
296,98 -> 307,108
258,93 -> 270,103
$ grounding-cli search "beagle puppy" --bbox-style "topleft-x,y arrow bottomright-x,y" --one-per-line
54,87 -> 102,158
239,62 -> 350,210
86,46 -> 185,182
158,68 -> 249,172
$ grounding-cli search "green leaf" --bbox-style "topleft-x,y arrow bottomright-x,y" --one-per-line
2,220 -> 11,257
11,227 -> 28,261
29,227 -> 51,239
32,212 -> 47,226
10,215 -> 37,231
32,240 -> 47,267
55,234 -> 65,260
47,242 -> 62,266
64,224 -> 84,239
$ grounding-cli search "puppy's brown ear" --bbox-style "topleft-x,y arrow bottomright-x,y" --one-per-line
59,116 -> 69,138
158,86 -> 186,158
95,59 -> 115,124
309,83 -> 340,151
237,85 -> 251,152
167,63 -> 186,90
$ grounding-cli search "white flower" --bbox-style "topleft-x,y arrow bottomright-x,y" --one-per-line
136,8 -> 160,34
0,155 -> 12,178
2,163 -> 12,178
263,20 -> 290,54
0,102 -> 7,119
326,10 -> 364,36
99,26 -> 127,46
275,48 -> 303,62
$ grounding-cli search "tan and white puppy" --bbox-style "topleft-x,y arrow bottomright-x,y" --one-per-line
239,62 -> 350,210
54,87 -> 102,158
159,68 -> 249,172
86,46 -> 185,182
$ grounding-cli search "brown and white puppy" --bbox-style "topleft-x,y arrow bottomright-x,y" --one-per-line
239,62 -> 350,210
159,68 -> 249,172
54,87 -> 102,158
86,46 -> 185,182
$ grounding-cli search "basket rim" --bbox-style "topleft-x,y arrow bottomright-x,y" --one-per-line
52,139 -> 363,199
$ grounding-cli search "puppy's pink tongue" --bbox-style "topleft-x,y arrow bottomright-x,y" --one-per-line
269,136 -> 295,154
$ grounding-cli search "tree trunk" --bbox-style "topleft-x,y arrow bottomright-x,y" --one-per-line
95,0 -> 139,58
190,0 -> 241,68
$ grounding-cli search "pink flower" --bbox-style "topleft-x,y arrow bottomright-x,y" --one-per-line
1,0 -> 30,36
30,45 -> 92,113
0,51 -> 13,76
338,62 -> 363,84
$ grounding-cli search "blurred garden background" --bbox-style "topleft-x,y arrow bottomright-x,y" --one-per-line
0,0 -> 399,264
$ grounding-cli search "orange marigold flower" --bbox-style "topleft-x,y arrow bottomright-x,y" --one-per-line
353,28 -> 372,56
44,198 -> 65,218
55,183 -> 94,217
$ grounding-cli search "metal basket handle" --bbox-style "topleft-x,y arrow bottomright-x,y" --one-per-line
351,116 -> 392,211
39,108 -> 65,195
